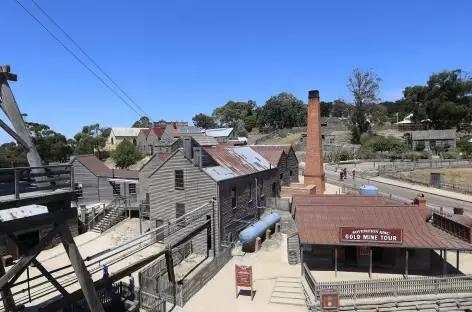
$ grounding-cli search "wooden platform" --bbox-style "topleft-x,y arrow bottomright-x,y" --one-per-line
0,189 -> 73,210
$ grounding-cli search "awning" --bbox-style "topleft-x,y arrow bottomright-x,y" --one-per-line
107,178 -> 139,184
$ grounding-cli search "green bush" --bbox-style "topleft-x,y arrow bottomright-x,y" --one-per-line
404,151 -> 421,161
443,152 -> 455,159
420,151 -> 431,159
112,140 -> 142,168
325,147 -> 356,163
443,143 -> 451,152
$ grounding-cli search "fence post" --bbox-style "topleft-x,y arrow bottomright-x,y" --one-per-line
354,284 -> 357,301
179,284 -> 184,307
434,279 -> 439,295
14,169 -> 20,199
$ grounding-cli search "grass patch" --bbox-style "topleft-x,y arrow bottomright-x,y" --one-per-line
411,168 -> 472,185
259,132 -> 302,145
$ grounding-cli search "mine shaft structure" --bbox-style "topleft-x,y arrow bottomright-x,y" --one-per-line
0,65 -> 104,311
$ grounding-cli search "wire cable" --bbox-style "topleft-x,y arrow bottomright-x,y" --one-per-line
28,0 -> 152,120
14,0 -> 143,118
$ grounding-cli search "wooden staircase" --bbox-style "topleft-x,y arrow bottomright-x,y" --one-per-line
269,277 -> 307,306
92,199 -> 127,233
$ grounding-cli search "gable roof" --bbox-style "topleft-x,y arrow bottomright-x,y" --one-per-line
203,146 -> 273,181
295,201 -> 472,250
155,138 -> 180,147
191,136 -> 218,147
111,128 -> 146,137
148,148 -> 183,178
139,152 -> 171,172
139,129 -> 151,137
410,129 -> 455,140
149,127 -> 166,138
205,128 -> 234,138
72,155 -> 138,179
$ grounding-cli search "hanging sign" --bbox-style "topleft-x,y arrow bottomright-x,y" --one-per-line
235,265 -> 254,300
340,227 -> 403,244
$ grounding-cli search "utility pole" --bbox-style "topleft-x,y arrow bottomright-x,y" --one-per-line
0,65 -> 45,174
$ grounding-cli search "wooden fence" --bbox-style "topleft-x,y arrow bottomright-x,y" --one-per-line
302,263 -> 472,303
139,290 -> 166,312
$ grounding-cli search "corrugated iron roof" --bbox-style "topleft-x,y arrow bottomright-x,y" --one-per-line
203,146 -> 273,181
140,129 -> 151,137
151,127 -> 166,138
205,128 -> 234,138
155,138 -> 180,147
251,144 -> 292,154
249,146 -> 286,166
112,128 -> 146,137
0,205 -> 48,222
410,129 -> 455,140
73,155 -> 138,179
191,136 -> 218,147
159,153 -> 171,161
295,202 -> 472,250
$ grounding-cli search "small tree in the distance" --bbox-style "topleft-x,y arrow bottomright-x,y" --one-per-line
112,140 -> 142,168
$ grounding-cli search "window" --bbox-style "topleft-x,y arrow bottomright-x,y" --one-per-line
248,183 -> 252,202
231,187 -> 237,209
112,183 -> 121,196
111,137 -> 114,145
128,183 -> 136,195
166,147 -> 169,152
74,183 -> 83,198
133,139 -> 137,145
259,178 -> 264,198
175,170 -> 184,189
176,203 -> 185,226
290,171 -> 293,181
280,173 -> 284,186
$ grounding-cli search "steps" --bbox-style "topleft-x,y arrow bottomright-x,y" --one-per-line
92,204 -> 126,233
270,276 -> 307,307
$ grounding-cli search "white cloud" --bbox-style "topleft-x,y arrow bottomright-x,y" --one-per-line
382,90 -> 404,102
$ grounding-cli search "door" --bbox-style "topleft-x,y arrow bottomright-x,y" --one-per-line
345,246 -> 357,265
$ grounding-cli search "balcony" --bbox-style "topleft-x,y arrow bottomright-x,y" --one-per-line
0,164 -> 74,210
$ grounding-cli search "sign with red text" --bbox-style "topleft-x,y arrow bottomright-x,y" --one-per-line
340,228 -> 403,244
235,265 -> 254,300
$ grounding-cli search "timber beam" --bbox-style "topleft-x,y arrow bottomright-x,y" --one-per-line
0,208 -> 76,235
39,249 -> 167,312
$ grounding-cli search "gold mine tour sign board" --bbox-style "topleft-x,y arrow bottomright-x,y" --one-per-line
235,264 -> 254,301
339,227 -> 403,244
321,288 -> 339,311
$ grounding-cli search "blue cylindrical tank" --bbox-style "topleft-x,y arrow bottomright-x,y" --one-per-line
239,213 -> 281,244
359,184 -> 378,195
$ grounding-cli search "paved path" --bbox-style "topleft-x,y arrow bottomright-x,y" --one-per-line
324,170 -> 472,215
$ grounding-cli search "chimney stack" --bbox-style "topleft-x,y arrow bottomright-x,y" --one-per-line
416,196 -> 427,221
304,90 -> 325,194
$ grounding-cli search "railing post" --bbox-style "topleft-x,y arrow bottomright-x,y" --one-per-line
354,284 -> 357,301
70,165 -> 75,191
14,169 -> 20,199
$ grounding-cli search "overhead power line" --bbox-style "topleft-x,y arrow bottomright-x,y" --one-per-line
29,0 -> 152,120
14,0 -> 144,119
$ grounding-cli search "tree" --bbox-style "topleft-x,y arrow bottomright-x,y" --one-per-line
0,142 -> 28,168
192,113 -> 218,129
26,122 -> 73,163
331,99 -> 351,118
347,69 -> 382,144
320,101 -> 333,117
212,100 -> 258,132
259,92 -> 307,129
132,116 -> 152,128
73,124 -> 110,155
404,70 -> 472,130
111,140 -> 142,168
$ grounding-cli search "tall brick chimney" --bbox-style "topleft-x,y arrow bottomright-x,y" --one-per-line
304,90 -> 325,194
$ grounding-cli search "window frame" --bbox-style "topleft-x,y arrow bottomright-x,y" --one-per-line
176,203 -> 185,226
128,183 -> 137,195
74,183 -> 83,198
175,170 -> 184,190
112,182 -> 121,196
231,187 -> 237,209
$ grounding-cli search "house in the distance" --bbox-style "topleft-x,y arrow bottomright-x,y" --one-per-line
250,145 -> 299,185
105,128 -> 146,151
204,128 -> 237,143
409,129 -> 457,152
169,124 -> 204,138
155,138 -> 182,154
147,138 -> 278,256
71,155 -> 139,207
137,127 -> 174,155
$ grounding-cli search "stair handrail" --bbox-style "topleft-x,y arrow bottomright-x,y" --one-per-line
96,198 -> 128,233
86,197 -> 124,228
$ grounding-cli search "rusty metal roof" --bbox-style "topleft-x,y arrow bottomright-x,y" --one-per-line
73,155 -> 138,179
292,194 -> 387,207
251,144 -> 292,154
0,205 -> 48,222
249,146 -> 285,166
203,146 -> 273,181
296,203 -> 472,250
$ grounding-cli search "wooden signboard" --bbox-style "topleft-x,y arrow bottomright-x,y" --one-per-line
321,289 -> 339,311
235,264 -> 253,300
340,227 -> 403,244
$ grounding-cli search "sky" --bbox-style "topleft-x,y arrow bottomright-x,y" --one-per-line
2,0 -> 472,142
